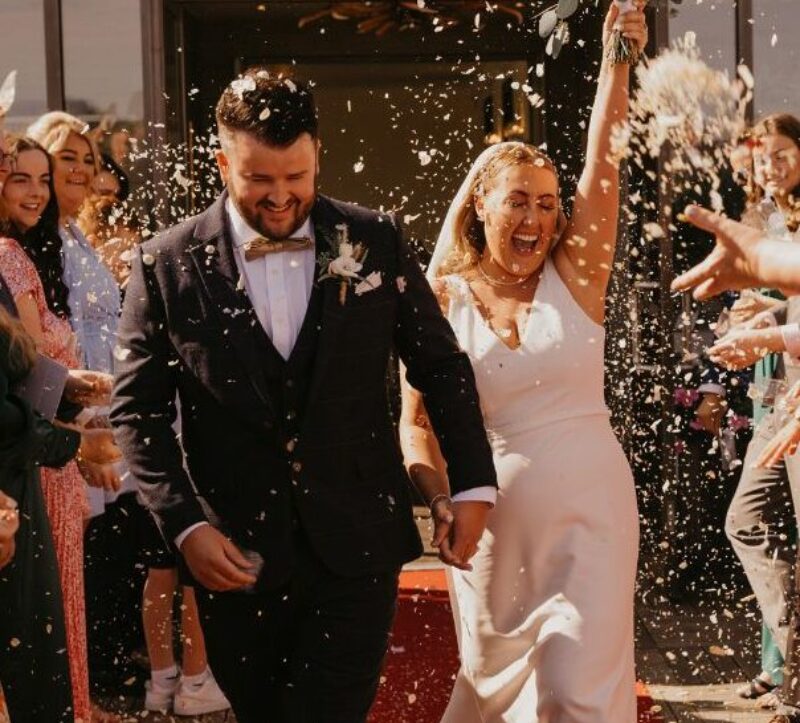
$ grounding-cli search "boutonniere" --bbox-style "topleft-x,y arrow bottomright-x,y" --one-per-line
319,224 -> 382,305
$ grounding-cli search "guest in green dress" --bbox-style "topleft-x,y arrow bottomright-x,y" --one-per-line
0,302 -> 78,722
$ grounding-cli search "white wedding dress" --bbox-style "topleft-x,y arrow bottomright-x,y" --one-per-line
440,258 -> 639,723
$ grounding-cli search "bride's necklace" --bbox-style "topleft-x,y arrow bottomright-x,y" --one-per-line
477,260 -> 536,288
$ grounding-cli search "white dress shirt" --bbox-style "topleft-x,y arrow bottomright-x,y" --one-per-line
227,198 -> 316,360
176,199 -> 493,548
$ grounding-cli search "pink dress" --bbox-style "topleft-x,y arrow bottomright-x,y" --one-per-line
0,237 -> 91,721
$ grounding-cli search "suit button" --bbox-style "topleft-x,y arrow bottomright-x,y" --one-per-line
292,461 -> 302,473
286,411 -> 296,421
286,378 -> 294,388
286,439 -> 296,453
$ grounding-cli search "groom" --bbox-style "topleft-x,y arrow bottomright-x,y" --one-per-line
111,69 -> 496,722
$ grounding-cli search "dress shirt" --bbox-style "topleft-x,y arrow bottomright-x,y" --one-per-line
226,198 -> 316,361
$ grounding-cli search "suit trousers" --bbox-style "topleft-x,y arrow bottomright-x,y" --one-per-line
195,529 -> 400,723
726,409 -> 800,656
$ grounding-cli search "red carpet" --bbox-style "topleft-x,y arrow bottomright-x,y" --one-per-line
370,569 -> 664,723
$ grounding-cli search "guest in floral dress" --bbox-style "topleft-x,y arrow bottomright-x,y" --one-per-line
0,136 -> 92,721
1,134 -> 121,722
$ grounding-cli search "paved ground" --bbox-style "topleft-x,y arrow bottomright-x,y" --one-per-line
636,593 -> 777,722
96,508 -> 780,722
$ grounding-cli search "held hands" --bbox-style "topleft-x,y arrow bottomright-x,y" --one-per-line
180,524 -> 257,592
707,327 -> 781,370
430,497 -> 489,572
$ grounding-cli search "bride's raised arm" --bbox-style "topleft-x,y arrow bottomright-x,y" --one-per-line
557,2 -> 647,307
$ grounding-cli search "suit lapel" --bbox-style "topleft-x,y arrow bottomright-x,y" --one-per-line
304,196 -> 349,404
187,192 -> 280,419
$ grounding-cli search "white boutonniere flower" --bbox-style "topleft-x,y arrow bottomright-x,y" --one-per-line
328,241 -> 364,279
319,224 -> 381,305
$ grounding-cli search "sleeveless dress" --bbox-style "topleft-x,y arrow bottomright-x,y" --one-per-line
440,258 -> 639,723
0,237 -> 91,722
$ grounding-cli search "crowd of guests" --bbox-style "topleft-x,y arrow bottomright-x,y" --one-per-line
676,114 -> 800,723
0,107 -> 230,721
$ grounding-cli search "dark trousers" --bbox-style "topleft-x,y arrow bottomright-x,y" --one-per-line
84,492 -> 147,693
0,470 -> 73,722
195,532 -> 399,723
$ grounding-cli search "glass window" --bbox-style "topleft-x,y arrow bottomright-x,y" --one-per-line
62,0 -> 145,159
752,0 -> 800,117
61,0 -> 146,222
669,0 -> 737,74
62,0 -> 144,127
0,0 -> 48,132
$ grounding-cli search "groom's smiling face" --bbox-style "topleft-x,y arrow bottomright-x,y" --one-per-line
217,130 -> 319,240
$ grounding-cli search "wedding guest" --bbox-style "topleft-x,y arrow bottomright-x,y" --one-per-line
28,117 -> 148,703
27,112 -> 120,373
0,305 -> 75,721
139,551 -> 230,715
0,135 -> 118,723
78,153 -> 139,285
693,129 -> 786,703
715,115 -> 800,723
673,121 -> 800,722
705,119 -> 800,683
675,115 -> 800,300
401,4 -> 646,720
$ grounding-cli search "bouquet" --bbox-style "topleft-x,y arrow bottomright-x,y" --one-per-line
606,0 -> 641,65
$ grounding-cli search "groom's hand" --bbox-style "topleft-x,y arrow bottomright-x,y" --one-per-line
180,525 -> 258,591
438,500 -> 490,571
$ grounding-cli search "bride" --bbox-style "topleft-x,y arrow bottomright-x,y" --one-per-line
399,3 -> 648,721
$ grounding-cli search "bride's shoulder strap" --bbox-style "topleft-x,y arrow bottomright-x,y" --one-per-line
431,274 -> 470,316
430,276 -> 452,315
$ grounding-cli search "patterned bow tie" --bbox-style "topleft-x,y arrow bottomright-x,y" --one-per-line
243,236 -> 313,261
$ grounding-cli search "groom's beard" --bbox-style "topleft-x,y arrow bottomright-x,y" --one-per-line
233,183 -> 318,241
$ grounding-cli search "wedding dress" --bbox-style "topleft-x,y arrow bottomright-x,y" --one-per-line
439,258 -> 639,722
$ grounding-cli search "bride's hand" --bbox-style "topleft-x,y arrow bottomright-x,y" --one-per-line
437,500 -> 490,572
602,1 -> 648,55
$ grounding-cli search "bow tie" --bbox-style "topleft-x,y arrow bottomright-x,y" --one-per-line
243,236 -> 313,261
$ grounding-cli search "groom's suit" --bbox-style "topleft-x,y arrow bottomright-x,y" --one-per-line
110,191 -> 496,721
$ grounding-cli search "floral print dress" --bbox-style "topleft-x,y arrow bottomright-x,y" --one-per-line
0,237 -> 91,722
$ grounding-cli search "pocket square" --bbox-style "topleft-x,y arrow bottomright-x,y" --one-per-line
355,271 -> 382,296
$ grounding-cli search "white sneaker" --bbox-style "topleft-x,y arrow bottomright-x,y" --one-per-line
173,672 -> 231,716
144,678 -> 178,712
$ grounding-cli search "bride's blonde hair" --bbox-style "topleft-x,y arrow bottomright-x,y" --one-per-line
437,143 -> 564,277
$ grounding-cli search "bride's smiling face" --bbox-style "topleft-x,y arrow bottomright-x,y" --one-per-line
476,163 -> 560,278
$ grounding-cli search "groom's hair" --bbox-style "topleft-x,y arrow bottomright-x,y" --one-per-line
216,67 -> 318,148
